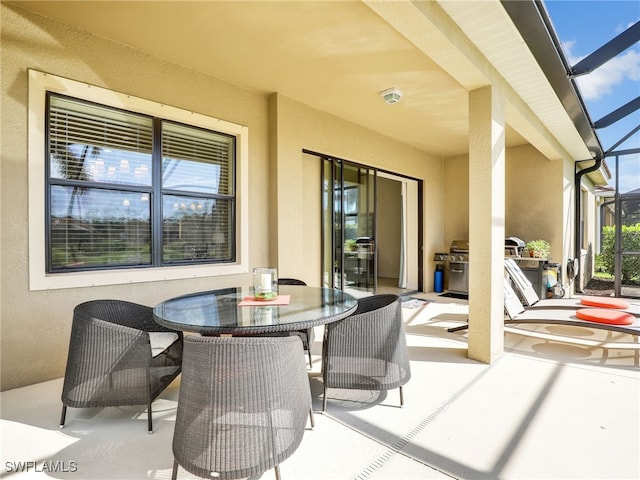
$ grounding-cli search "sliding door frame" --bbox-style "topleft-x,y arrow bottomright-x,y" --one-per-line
307,149 -> 423,293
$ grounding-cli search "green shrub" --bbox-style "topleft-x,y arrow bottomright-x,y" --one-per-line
599,223 -> 640,284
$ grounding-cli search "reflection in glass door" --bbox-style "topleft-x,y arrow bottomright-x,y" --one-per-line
322,158 -> 376,294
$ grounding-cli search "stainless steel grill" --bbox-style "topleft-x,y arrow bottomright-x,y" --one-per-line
433,238 -> 527,295
446,240 -> 469,294
448,240 -> 469,262
432,241 -> 469,294
505,236 -> 525,257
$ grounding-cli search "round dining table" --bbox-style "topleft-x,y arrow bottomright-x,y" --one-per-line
153,285 -> 358,335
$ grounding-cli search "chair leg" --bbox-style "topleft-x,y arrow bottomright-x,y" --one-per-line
399,386 -> 404,407
59,405 -> 67,428
274,464 -> 281,480
147,402 -> 153,434
306,327 -> 314,368
171,459 -> 179,480
309,408 -> 315,429
322,386 -> 328,412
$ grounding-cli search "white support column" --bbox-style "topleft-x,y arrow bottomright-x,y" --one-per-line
468,86 -> 505,363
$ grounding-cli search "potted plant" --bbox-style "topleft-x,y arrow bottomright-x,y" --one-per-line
344,239 -> 357,251
526,239 -> 550,259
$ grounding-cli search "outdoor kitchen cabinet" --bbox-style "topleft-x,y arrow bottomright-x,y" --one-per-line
515,257 -> 548,299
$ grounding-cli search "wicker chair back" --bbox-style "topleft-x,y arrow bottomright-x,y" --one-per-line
172,335 -> 311,480
322,294 -> 411,410
60,299 -> 183,432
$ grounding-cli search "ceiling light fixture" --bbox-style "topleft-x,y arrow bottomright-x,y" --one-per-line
380,87 -> 403,105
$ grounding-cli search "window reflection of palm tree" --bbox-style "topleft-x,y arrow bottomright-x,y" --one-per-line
53,144 -> 98,217
52,143 -> 99,263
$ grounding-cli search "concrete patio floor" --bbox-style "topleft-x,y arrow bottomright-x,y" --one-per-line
1,293 -> 638,480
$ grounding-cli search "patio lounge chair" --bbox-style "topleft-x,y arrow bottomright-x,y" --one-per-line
171,335 -> 311,480
503,279 -> 640,366
322,294 -> 411,411
447,279 -> 639,364
60,299 -> 183,433
504,258 -> 640,315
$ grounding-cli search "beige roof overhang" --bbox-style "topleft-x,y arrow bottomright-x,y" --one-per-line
369,0 -> 608,183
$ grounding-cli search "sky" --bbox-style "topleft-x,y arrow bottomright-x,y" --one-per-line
543,0 -> 640,194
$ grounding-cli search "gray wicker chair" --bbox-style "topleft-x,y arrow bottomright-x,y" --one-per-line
277,278 -> 315,367
172,335 -> 311,480
322,294 -> 411,411
60,299 -> 183,433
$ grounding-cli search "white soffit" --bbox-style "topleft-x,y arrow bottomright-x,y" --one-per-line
440,0 -> 593,162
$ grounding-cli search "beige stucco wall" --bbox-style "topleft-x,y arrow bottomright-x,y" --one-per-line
443,154 -> 470,247
377,177 -> 402,279
444,144 -> 573,266
505,144 -> 565,262
579,176 -> 598,289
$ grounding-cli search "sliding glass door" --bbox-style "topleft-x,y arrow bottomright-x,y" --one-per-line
322,158 -> 376,294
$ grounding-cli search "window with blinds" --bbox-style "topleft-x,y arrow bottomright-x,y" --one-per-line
47,94 -> 236,272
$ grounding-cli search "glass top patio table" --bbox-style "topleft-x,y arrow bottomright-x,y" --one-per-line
153,285 -> 358,335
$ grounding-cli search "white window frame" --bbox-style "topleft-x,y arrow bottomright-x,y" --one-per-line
28,69 -> 249,291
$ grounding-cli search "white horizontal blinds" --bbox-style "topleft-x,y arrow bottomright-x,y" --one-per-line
162,196 -> 233,262
49,96 -> 153,186
161,122 -> 235,263
48,95 -> 153,271
162,122 -> 233,195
